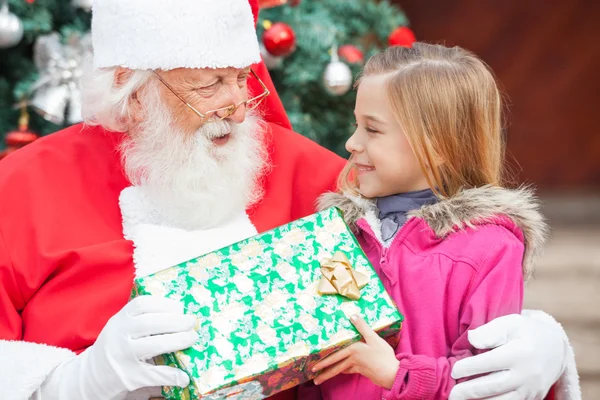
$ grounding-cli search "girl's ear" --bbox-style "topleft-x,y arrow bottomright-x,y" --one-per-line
432,153 -> 446,167
415,134 -> 445,168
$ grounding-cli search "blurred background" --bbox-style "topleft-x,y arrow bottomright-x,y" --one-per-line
0,0 -> 598,396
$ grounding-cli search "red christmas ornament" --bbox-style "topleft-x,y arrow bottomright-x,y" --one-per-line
25,0 -> 35,3
1,105 -> 38,160
5,128 -> 37,147
257,0 -> 300,7
257,0 -> 287,8
338,44 -> 364,64
262,21 -> 296,57
388,26 -> 416,48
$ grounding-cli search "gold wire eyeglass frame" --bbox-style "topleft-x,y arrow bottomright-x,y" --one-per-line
152,69 -> 270,124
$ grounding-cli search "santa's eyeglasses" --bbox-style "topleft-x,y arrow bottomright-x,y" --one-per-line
152,69 -> 270,124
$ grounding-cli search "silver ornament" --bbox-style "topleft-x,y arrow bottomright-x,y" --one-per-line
66,82 -> 83,124
71,0 -> 93,11
323,57 -> 353,96
0,3 -> 23,49
33,33 -> 63,72
28,32 -> 92,125
260,43 -> 283,70
30,84 -> 70,125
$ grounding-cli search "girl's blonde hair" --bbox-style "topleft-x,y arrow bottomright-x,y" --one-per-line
339,42 -> 506,198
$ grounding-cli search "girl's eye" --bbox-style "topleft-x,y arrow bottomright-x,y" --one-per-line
354,123 -> 378,134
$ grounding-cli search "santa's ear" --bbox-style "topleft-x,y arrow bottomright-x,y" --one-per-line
114,67 -> 134,87
113,67 -> 144,125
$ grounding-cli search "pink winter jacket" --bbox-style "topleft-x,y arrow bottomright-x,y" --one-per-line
300,186 -> 547,400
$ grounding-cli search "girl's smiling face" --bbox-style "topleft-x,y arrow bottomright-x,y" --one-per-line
346,74 -> 430,198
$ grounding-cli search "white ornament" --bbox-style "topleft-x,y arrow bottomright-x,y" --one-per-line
260,43 -> 283,70
71,0 -> 93,11
0,2 -> 23,48
323,44 -> 353,96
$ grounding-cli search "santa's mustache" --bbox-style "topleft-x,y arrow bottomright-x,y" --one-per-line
119,90 -> 268,230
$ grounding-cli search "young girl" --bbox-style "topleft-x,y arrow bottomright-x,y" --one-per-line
302,43 -> 548,399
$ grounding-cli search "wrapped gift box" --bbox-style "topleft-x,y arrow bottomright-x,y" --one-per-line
132,207 -> 404,400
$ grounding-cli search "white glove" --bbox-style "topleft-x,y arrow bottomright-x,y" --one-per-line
449,314 -> 567,400
38,295 -> 198,400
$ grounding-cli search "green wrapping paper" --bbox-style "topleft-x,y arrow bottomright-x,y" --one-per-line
131,207 -> 404,400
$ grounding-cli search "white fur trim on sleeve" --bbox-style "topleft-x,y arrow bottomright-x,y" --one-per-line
0,340 -> 75,400
91,0 -> 261,70
522,309 -> 582,400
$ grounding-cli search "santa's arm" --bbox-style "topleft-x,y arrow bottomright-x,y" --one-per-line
449,311 -> 581,400
522,310 -> 580,400
0,227 -> 77,400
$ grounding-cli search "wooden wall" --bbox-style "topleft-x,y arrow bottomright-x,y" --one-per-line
392,0 -> 600,190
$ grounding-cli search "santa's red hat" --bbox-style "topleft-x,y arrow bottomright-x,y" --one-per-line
92,0 -> 260,70
91,0 -> 291,129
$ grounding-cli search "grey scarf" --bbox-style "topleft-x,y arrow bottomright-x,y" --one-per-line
376,189 -> 438,242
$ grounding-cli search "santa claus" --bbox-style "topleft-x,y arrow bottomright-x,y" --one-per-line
0,0 -> 578,400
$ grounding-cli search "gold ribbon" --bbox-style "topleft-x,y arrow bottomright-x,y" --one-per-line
318,252 -> 369,300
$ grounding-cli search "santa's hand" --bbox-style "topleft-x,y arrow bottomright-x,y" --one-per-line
38,295 -> 198,400
449,314 -> 567,400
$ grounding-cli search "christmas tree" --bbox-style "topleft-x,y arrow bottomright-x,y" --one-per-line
0,0 -> 92,155
258,0 -> 412,155
0,0 -> 413,157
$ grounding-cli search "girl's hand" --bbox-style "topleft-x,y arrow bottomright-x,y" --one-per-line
312,314 -> 400,389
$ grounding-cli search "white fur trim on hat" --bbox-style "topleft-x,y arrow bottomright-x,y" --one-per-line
91,0 -> 261,70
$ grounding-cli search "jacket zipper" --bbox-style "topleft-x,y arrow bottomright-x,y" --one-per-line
357,218 -> 414,284
358,218 -> 413,263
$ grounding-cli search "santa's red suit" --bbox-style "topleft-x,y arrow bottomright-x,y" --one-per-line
0,1 -> 345,397
0,81 -> 343,400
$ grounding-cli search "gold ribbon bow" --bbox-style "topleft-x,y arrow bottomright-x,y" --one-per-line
318,252 -> 369,300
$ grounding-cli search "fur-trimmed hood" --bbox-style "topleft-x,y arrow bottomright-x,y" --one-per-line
317,186 -> 549,280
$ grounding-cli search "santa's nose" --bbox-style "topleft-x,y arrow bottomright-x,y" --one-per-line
221,102 -> 247,124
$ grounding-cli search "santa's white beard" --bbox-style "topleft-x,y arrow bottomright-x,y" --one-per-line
120,91 -> 268,230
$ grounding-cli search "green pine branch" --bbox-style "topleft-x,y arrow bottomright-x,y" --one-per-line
259,0 -> 409,156
0,0 -> 409,156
